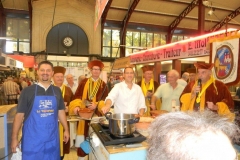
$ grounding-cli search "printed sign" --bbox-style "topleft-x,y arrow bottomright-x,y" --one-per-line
131,39 -> 209,64
129,29 -> 237,64
212,38 -> 239,84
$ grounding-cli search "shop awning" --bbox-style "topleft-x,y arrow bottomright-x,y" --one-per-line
8,55 -> 35,68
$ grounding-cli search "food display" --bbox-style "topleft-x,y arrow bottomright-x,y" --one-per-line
135,110 -> 169,137
150,110 -> 168,117
78,108 -> 94,119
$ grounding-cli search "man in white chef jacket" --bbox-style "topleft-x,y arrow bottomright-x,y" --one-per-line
102,67 -> 146,115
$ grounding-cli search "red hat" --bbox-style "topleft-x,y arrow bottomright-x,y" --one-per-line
186,68 -> 196,73
53,66 -> 66,75
141,65 -> 154,73
88,60 -> 104,69
194,63 -> 214,70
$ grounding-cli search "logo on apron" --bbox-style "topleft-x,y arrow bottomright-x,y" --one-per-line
38,100 -> 54,117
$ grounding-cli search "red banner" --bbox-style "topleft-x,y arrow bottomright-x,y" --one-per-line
8,55 -> 35,68
130,29 -> 238,64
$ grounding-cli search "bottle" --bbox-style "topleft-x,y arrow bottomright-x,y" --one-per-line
171,99 -> 176,112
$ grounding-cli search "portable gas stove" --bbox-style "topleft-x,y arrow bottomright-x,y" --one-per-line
91,123 -> 146,146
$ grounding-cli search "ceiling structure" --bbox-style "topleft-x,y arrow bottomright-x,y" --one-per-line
2,0 -> 240,32
1,0 -> 240,56
102,0 -> 240,35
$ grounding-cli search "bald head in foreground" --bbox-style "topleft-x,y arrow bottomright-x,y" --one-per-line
147,111 -> 240,160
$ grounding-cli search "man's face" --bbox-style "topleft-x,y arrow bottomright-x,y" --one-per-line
90,66 -> 101,78
53,73 -> 64,85
189,73 -> 196,81
123,68 -> 134,82
143,71 -> 153,81
198,69 -> 211,83
66,75 -> 74,84
37,64 -> 54,82
119,76 -> 124,81
167,71 -> 178,85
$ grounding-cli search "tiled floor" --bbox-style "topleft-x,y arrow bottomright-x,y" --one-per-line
63,148 -> 78,160
64,148 -> 88,160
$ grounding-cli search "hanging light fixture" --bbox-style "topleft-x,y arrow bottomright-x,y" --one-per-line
208,8 -> 214,16
202,0 -> 211,7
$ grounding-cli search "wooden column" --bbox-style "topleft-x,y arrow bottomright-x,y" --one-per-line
198,0 -> 205,35
154,62 -> 161,83
172,59 -> 181,75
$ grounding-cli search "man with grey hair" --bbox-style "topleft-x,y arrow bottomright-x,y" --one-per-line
180,62 -> 234,119
147,111 -> 240,160
177,72 -> 189,87
150,69 -> 184,112
66,74 -> 78,94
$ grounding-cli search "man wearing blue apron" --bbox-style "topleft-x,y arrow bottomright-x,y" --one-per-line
11,60 -> 69,160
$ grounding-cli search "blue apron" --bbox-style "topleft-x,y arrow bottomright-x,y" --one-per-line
22,85 -> 60,160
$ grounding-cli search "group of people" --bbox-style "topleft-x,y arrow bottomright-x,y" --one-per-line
10,59 -> 239,160
0,76 -> 34,105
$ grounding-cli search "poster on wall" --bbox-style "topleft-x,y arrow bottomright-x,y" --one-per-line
211,38 -> 240,85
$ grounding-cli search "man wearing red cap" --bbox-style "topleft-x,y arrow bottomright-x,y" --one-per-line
180,62 -> 234,120
53,66 -> 74,159
137,65 -> 161,116
69,59 -> 108,159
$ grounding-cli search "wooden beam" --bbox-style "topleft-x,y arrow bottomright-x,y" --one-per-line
120,0 -> 140,57
101,0 -> 113,56
209,6 -> 240,32
166,0 -> 199,43
198,0 -> 205,34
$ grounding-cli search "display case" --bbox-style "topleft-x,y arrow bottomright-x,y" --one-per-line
0,104 -> 17,160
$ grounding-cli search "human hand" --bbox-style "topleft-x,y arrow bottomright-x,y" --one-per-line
101,106 -> 111,114
63,130 -> 70,144
149,104 -> 156,110
146,91 -> 153,98
193,85 -> 201,95
206,101 -> 218,110
73,107 -> 80,115
87,102 -> 97,110
11,138 -> 19,153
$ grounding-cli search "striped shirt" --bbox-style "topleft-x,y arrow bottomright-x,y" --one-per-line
2,81 -> 20,100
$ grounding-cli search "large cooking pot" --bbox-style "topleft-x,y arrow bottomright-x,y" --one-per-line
105,112 -> 140,138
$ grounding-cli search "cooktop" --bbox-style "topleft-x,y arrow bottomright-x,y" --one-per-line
91,123 -> 146,146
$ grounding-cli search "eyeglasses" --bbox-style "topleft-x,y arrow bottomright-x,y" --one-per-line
91,68 -> 101,71
124,72 -> 134,74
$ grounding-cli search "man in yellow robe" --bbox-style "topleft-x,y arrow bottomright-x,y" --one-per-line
137,65 -> 161,116
69,60 -> 108,159
180,62 -> 234,120
53,66 -> 74,160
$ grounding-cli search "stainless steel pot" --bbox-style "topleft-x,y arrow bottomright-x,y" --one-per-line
105,112 -> 140,138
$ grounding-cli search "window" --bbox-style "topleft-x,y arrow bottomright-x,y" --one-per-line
171,35 -> 188,43
102,29 -> 120,58
6,18 -> 30,53
126,31 -> 166,55
102,28 -> 190,57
